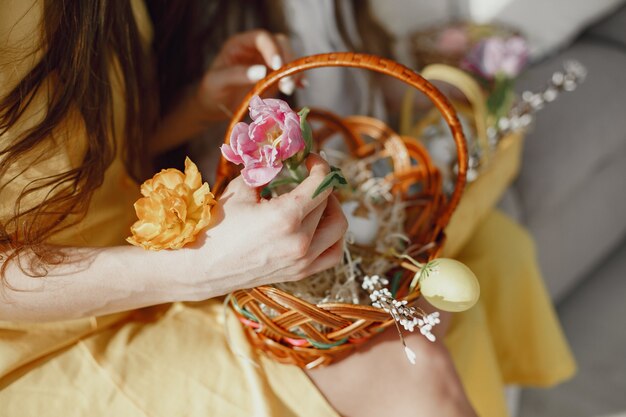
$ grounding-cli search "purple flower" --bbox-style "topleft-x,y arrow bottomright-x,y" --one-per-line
463,36 -> 529,80
221,96 -> 305,187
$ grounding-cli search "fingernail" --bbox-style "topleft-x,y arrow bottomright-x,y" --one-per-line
246,64 -> 267,82
271,55 -> 283,70
279,77 -> 296,95
300,78 -> 310,88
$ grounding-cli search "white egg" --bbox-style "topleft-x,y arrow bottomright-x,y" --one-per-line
418,258 -> 480,312
341,201 -> 380,246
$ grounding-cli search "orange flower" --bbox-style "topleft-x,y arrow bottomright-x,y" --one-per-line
127,157 -> 216,250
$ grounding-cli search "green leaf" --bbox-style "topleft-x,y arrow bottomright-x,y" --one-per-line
267,177 -> 300,189
298,107 -> 313,156
311,166 -> 349,199
409,260 -> 439,292
390,271 -> 403,298
487,75 -> 514,119
260,186 -> 272,199
285,108 -> 313,171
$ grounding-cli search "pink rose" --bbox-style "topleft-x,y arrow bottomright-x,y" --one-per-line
221,96 -> 305,187
463,36 -> 529,80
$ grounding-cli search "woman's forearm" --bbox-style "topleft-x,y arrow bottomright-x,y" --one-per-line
0,156 -> 347,323
0,245 -> 188,322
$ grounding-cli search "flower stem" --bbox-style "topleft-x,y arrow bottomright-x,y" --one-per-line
288,166 -> 305,183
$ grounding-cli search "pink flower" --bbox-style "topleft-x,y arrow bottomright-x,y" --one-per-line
436,27 -> 469,55
462,36 -> 529,80
221,96 -> 305,187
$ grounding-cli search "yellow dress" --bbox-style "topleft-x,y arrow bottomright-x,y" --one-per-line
0,2 -> 575,416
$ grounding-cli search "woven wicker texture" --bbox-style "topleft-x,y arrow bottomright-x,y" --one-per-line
214,53 -> 468,368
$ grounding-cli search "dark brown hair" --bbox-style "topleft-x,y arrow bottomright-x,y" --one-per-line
0,0 -> 390,280
0,0 -> 155,278
0,0 -> 288,279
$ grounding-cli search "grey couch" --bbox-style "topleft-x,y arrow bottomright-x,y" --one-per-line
510,5 -> 626,301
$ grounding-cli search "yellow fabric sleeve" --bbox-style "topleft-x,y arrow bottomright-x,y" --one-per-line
0,0 -> 140,382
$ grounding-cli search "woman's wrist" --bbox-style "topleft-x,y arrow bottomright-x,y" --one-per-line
150,243 -> 221,303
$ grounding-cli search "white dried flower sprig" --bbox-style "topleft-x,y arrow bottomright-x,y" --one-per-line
489,60 -> 587,145
360,177 -> 394,203
416,312 -> 441,342
362,275 -> 441,364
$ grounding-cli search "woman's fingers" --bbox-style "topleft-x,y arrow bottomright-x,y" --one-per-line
280,194 -> 347,281
223,29 -> 284,71
273,33 -> 300,94
246,65 -> 268,82
299,238 -> 344,278
228,30 -> 298,95
299,198 -> 329,240
222,175 -> 260,203
275,154 -> 332,218
256,32 -> 296,95
306,195 -> 348,260
202,66 -> 261,95
210,30 -> 303,103
259,193 -> 345,284
218,30 -> 278,67
251,30 -> 284,70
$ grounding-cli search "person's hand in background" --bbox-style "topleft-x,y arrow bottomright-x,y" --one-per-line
199,30 -> 303,118
151,30 -> 303,155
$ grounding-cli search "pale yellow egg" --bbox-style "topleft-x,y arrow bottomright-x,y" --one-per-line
418,258 -> 480,312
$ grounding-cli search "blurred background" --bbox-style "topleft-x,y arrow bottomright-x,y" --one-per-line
368,1 -> 626,416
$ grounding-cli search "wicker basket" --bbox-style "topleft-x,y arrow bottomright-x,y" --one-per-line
400,64 -> 525,258
213,53 -> 468,369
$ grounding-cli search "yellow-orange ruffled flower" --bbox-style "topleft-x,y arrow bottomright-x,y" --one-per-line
127,157 -> 216,250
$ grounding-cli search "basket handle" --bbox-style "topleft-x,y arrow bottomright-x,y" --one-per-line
215,52 -> 468,228
400,64 -> 490,164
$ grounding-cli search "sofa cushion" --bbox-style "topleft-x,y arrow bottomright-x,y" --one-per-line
585,4 -> 626,48
514,41 -> 626,298
516,41 -> 626,221
526,154 -> 626,300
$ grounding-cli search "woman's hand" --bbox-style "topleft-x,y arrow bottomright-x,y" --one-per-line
150,30 -> 302,155
174,154 -> 348,300
197,29 -> 301,120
